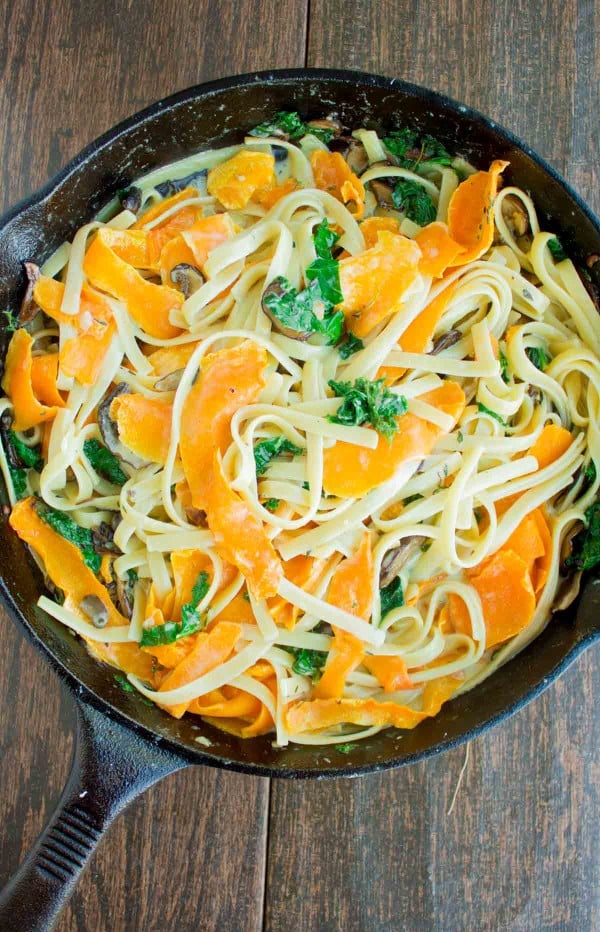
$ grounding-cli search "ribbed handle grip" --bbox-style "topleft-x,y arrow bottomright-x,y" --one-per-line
0,700 -> 188,931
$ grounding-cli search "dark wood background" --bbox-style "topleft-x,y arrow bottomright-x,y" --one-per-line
0,1 -> 598,929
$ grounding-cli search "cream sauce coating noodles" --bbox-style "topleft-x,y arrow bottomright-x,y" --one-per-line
2,116 -> 598,746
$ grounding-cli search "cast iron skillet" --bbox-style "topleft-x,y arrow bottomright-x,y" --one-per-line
0,68 -> 598,931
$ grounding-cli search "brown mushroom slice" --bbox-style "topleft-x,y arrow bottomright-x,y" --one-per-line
430,329 -> 462,355
185,505 -> 207,526
461,379 -> 478,405
98,383 -> 146,469
91,521 -> 120,554
261,279 -> 312,341
119,186 -> 142,213
155,369 -> 185,392
501,194 -> 530,238
307,117 -> 343,138
80,594 -> 109,628
0,409 -> 22,468
526,385 -> 543,405
19,261 -> 41,325
115,575 -> 134,620
344,138 -> 369,174
370,179 -> 396,208
170,263 -> 205,299
379,536 -> 427,588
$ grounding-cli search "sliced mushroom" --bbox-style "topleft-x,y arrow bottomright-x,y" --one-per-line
526,384 -> 543,405
80,594 -> 109,628
501,194 -> 530,237
344,138 -> 369,174
91,521 -> 120,554
0,409 -> 20,467
328,135 -> 352,155
170,263 -> 204,299
119,186 -> 142,213
461,379 -> 478,405
430,329 -> 462,355
19,261 -> 41,325
115,575 -> 134,619
379,536 -> 427,588
98,382 -> 146,469
155,369 -> 184,392
370,179 -> 396,208
185,505 -> 207,526
307,117 -> 343,137
155,169 -> 207,198
559,519 -> 584,575
261,280 -> 312,340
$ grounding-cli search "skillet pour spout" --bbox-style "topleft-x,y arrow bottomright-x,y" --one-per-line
0,69 -> 598,929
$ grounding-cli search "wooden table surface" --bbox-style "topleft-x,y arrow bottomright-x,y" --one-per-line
0,1 -> 598,929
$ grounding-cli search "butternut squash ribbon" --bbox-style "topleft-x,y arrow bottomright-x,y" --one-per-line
323,381 -> 466,498
447,160 -> 509,266
2,330 -> 61,431
313,533 -> 373,700
338,231 -> 422,338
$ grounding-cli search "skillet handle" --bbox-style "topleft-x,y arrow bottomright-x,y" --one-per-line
0,699 -> 188,932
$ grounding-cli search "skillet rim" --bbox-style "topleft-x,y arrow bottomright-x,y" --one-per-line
0,66 -> 598,779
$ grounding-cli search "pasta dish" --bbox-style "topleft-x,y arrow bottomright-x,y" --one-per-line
2,112 -> 598,747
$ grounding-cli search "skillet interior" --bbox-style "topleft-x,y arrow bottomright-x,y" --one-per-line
0,69 -> 598,778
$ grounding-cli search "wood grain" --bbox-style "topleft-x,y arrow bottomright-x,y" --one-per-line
1,1 -> 599,930
264,3 -> 600,931
0,0 -> 306,930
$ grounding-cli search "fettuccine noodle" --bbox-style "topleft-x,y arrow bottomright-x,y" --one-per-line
2,113 -> 598,747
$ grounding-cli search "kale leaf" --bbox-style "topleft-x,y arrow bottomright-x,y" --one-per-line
383,129 -> 452,172
392,180 -> 437,225
566,503 -> 600,572
254,436 -> 303,476
37,504 -> 101,572
141,570 -> 210,646
526,346 -> 551,371
477,402 -> 507,426
338,333 -> 364,360
83,438 -> 128,486
328,378 -> 407,441
380,576 -> 404,619
289,647 -> 328,681
547,237 -> 567,261
249,111 -> 335,144
9,432 -> 43,470
262,498 -> 281,512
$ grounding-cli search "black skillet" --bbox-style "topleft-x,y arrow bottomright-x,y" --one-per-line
0,69 -> 598,931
